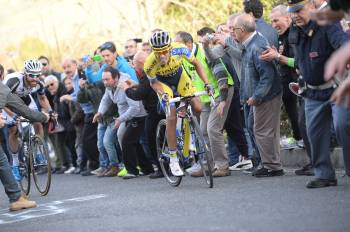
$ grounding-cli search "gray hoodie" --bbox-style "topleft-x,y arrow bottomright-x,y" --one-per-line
98,73 -> 147,123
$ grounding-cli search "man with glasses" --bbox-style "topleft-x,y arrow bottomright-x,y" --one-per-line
4,59 -> 51,181
38,55 -> 61,80
144,30 -> 211,176
123,39 -> 139,63
232,13 -> 284,178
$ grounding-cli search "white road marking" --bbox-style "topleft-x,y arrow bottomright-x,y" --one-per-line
0,194 -> 106,225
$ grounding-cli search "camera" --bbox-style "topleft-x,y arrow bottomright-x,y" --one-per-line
78,68 -> 87,80
207,33 -> 215,41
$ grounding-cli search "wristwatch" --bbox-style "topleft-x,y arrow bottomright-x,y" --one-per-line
276,53 -> 281,62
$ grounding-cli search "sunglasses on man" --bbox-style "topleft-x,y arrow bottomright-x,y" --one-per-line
27,74 -> 41,79
154,49 -> 170,56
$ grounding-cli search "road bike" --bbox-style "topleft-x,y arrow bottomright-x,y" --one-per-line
156,91 -> 214,188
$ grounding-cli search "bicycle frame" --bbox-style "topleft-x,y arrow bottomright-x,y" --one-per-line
158,91 -> 210,163
18,119 -> 35,162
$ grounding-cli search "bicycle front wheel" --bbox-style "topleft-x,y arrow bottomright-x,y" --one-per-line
19,148 -> 31,195
31,135 -> 52,196
156,119 -> 182,187
190,117 -> 213,188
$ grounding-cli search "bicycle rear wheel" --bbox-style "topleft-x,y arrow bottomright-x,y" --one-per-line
19,147 -> 31,195
31,135 -> 52,196
190,117 -> 213,188
156,119 -> 182,187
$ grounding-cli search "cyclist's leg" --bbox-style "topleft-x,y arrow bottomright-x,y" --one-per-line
158,82 -> 177,152
177,71 -> 202,113
8,125 -> 21,181
33,122 -> 44,139
159,82 -> 184,176
8,125 -> 19,155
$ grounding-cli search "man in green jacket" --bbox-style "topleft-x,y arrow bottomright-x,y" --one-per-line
174,31 -> 234,177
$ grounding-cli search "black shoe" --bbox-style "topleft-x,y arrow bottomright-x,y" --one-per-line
149,170 -> 164,179
295,164 -> 314,176
123,173 -> 138,180
81,169 -> 93,176
243,166 -> 257,174
253,167 -> 284,178
55,166 -> 67,174
306,178 -> 337,188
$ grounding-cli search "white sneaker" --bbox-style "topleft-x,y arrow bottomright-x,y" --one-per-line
169,158 -> 184,176
296,139 -> 305,148
229,159 -> 253,171
64,166 -> 76,174
91,167 -> 104,175
185,162 -> 201,174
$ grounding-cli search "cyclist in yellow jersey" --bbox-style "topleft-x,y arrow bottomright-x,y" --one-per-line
144,30 -> 211,176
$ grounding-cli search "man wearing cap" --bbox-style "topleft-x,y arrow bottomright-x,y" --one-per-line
287,0 -> 350,188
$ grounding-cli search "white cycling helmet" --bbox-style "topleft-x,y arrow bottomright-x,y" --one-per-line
149,30 -> 171,51
24,59 -> 42,75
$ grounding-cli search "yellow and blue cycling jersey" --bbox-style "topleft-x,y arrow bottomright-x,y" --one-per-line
144,42 -> 196,98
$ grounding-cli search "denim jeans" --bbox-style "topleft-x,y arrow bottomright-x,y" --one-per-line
227,136 -> 240,166
97,122 -> 122,168
227,128 -> 254,166
305,98 -> 350,179
0,127 -> 11,163
0,146 -> 21,203
97,123 -> 109,168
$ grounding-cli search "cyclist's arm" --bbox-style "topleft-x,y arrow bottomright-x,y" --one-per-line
5,77 -> 20,93
6,93 -> 48,123
190,58 -> 209,85
36,82 -> 52,112
38,94 -> 52,112
149,78 -> 165,95
3,107 -> 16,118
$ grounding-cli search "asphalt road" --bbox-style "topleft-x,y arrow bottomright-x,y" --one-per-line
1,170 -> 350,232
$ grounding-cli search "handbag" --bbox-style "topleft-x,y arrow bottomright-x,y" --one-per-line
48,118 -> 65,134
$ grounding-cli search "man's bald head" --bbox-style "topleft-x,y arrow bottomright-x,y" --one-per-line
232,13 -> 256,43
234,13 -> 256,33
133,51 -> 149,71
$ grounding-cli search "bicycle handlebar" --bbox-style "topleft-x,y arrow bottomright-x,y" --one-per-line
169,91 -> 208,103
169,91 -> 216,107
19,117 -> 31,123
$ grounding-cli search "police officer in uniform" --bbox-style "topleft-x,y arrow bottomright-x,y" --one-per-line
287,0 -> 350,188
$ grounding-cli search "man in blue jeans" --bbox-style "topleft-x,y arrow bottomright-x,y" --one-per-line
288,0 -> 350,188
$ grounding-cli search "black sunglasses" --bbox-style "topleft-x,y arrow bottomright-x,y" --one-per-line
27,74 -> 40,79
41,62 -> 48,66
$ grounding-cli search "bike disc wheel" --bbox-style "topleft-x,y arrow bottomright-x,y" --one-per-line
191,117 -> 213,188
31,135 -> 52,196
156,119 -> 182,187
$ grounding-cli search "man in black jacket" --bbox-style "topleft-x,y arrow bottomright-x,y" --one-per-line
123,51 -> 165,179
45,75 -> 77,174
